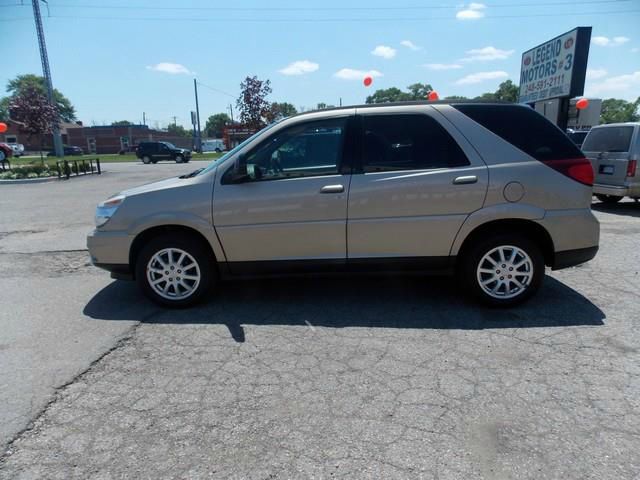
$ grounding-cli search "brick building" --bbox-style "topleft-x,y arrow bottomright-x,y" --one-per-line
0,119 -> 80,152
66,124 -> 193,154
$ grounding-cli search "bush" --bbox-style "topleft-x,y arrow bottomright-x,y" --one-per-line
27,172 -> 38,179
0,164 -> 56,180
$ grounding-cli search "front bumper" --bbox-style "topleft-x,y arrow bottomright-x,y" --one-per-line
87,229 -> 134,279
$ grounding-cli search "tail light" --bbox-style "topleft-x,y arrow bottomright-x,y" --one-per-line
542,157 -> 594,187
627,159 -> 637,178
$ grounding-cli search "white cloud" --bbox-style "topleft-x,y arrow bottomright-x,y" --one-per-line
456,3 -> 486,20
592,36 -> 630,47
146,62 -> 193,75
461,46 -> 514,62
632,47 -> 639,53
371,45 -> 397,59
586,68 -> 608,80
400,40 -> 421,51
278,60 -> 319,76
455,70 -> 508,85
424,63 -> 463,70
586,71 -> 640,100
334,68 -> 383,80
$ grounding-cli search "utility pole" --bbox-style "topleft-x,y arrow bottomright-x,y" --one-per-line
228,103 -> 234,123
142,112 -> 146,126
172,116 -> 177,127
32,0 -> 63,157
193,79 -> 202,153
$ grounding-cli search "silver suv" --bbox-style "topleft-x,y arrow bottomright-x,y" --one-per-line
582,122 -> 640,204
88,103 -> 599,307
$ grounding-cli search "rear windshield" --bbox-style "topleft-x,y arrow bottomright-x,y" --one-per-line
582,126 -> 634,153
454,104 -> 583,161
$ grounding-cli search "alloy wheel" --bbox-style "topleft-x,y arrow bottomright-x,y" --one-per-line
146,248 -> 201,300
476,245 -> 533,299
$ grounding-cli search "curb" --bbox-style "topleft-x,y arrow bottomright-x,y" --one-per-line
0,172 -> 107,185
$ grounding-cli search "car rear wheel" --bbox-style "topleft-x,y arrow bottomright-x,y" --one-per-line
460,234 -> 544,307
595,194 -> 623,204
142,155 -> 152,164
175,155 -> 184,163
135,234 -> 213,308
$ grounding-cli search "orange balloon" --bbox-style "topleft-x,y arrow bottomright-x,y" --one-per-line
0,122 -> 7,133
427,91 -> 439,101
363,76 -> 373,87
576,98 -> 589,110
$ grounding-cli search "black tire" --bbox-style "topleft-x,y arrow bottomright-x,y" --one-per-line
459,233 -> 544,307
135,233 -> 214,308
595,194 -> 623,204
215,148 -> 221,153
175,155 -> 184,163
142,155 -> 152,164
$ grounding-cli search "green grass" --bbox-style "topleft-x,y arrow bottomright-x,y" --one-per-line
11,152 -> 223,167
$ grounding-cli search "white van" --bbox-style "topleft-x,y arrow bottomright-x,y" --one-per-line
201,139 -> 226,153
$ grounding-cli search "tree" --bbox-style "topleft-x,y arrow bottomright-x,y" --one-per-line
474,80 -> 519,102
112,120 -> 134,126
204,113 -> 231,138
264,102 -> 297,123
236,75 -> 272,129
166,124 -> 191,137
444,95 -> 469,100
600,98 -> 640,124
9,86 -> 59,161
3,74 -> 76,122
365,83 -> 434,104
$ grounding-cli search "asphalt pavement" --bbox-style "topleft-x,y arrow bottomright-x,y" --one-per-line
0,162 -> 639,479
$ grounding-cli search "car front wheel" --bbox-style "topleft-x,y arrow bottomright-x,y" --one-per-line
175,155 -> 184,163
135,234 -> 213,308
460,234 -> 544,307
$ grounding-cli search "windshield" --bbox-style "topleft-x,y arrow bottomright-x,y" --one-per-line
582,126 -> 634,153
197,121 -> 282,176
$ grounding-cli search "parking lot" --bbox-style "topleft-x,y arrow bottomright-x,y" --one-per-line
0,162 -> 639,479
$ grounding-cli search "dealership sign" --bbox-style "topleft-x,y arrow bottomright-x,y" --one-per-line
519,27 -> 591,104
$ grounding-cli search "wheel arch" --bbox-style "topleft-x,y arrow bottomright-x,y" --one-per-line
129,224 -> 218,278
455,218 -> 555,267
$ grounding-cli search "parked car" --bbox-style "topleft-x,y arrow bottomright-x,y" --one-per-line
0,142 -> 13,162
47,145 -> 84,156
88,102 -> 599,308
7,143 -> 24,157
566,129 -> 590,149
135,141 -> 191,164
582,123 -> 639,204
201,139 -> 226,153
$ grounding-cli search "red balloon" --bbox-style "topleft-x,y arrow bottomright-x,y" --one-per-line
0,122 -> 7,134
427,91 -> 439,101
576,98 -> 589,110
363,75 -> 373,87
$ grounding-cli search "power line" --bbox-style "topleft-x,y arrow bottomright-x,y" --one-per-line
196,81 -> 235,99
20,9 -> 639,23
5,0 -> 633,9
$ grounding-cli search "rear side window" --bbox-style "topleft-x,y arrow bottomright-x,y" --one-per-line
454,104 -> 583,161
362,114 -> 469,172
582,127 -> 634,153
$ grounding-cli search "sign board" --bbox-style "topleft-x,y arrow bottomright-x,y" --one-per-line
518,27 -> 591,104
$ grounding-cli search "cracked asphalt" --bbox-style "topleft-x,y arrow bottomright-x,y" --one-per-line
1,163 -> 639,479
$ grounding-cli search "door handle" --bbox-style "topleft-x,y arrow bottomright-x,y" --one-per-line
320,184 -> 344,194
453,175 -> 478,185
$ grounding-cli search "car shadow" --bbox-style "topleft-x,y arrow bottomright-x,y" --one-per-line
84,275 -> 605,343
592,200 -> 640,218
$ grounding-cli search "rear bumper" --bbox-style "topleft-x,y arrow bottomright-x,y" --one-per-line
552,246 -> 599,270
593,182 -> 640,197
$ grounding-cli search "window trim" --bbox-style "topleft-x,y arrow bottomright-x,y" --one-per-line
223,115 -> 356,184
353,112 -> 471,174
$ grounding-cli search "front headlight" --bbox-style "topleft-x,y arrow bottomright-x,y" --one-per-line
95,195 -> 125,227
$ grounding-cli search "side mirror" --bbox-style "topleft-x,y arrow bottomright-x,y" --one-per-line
229,154 -> 250,183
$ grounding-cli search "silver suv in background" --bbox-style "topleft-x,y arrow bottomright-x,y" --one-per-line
88,102 -> 599,308
582,122 -> 639,204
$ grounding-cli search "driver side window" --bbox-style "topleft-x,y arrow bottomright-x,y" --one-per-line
244,118 -> 346,181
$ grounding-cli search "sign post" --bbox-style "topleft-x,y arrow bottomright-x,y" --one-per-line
518,27 -> 591,130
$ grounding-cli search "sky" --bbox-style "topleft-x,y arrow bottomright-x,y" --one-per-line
1,0 -> 639,129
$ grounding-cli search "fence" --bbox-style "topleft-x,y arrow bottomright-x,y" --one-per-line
55,158 -> 101,179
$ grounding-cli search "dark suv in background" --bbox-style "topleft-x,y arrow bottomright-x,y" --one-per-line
136,141 -> 191,164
